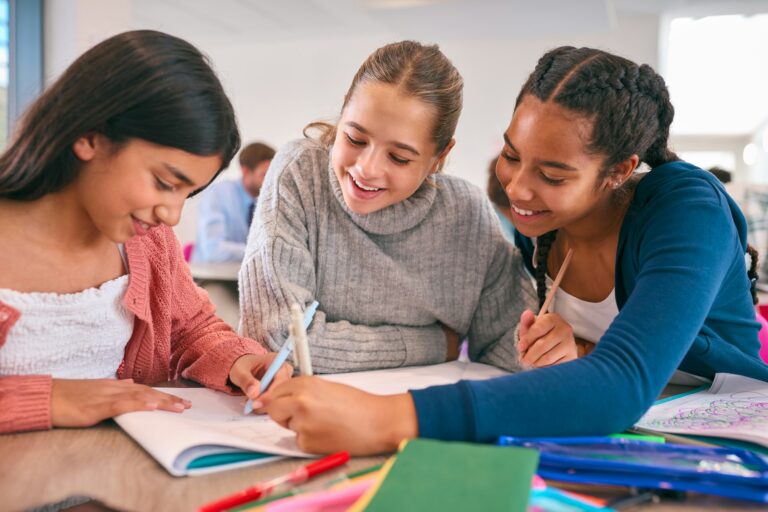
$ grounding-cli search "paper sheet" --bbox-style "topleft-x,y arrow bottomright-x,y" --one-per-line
636,373 -> 768,448
115,361 -> 509,476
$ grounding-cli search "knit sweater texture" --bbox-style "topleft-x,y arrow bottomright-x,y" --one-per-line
0,225 -> 266,434
239,138 -> 537,373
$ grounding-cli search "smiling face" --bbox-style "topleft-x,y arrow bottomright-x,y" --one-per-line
331,80 -> 453,215
72,135 -> 222,243
495,95 -> 622,238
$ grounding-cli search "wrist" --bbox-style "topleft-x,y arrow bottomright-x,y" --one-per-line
575,338 -> 595,357
378,393 -> 419,452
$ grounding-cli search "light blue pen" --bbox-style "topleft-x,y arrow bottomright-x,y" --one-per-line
243,300 -> 319,415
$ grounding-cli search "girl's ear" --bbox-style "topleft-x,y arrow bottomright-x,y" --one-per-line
606,154 -> 640,189
432,138 -> 457,174
71,133 -> 100,162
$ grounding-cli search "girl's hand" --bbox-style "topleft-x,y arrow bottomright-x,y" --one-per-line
229,353 -> 293,401
51,378 -> 191,427
516,309 -> 577,368
259,377 -> 418,455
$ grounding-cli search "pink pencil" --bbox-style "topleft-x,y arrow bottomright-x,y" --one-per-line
266,478 -> 375,512
537,248 -> 574,319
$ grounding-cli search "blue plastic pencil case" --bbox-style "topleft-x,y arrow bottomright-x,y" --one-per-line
499,436 -> 768,503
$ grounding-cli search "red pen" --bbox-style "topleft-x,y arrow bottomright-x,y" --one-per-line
198,451 -> 351,512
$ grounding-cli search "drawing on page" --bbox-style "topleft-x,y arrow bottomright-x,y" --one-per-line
643,391 -> 768,431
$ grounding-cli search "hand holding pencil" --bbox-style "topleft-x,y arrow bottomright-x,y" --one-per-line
517,249 -> 579,368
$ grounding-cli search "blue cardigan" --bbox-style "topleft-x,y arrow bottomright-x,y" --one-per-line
411,161 -> 768,442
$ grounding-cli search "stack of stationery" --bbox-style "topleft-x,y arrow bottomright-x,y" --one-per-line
233,440 -> 616,512
351,439 -> 539,511
232,439 -> 539,512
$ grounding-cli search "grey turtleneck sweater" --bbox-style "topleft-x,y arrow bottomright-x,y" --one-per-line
239,138 -> 537,373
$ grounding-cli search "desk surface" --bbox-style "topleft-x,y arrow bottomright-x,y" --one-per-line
1,388 -> 765,512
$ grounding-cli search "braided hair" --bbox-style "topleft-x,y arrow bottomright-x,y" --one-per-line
518,47 -> 757,308
535,231 -> 558,308
747,245 -> 760,305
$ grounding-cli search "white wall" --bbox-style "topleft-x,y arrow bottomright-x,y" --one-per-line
42,2 -> 660,245
44,0 -> 133,82
748,119 -> 768,184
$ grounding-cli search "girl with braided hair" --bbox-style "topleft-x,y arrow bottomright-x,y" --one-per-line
505,46 -> 765,379
258,46 -> 768,455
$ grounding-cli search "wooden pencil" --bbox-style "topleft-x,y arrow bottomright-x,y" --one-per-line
537,248 -> 574,319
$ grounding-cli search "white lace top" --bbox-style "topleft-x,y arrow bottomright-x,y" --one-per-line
0,248 -> 134,379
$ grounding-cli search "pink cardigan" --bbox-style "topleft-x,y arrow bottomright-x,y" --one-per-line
0,225 -> 266,434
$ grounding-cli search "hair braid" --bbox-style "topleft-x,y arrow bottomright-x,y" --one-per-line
516,47 -> 679,174
747,244 -> 760,305
635,65 -> 678,167
535,231 -> 558,308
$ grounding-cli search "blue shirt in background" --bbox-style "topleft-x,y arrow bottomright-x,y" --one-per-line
191,179 -> 254,263
412,160 -> 768,442
493,205 -> 516,243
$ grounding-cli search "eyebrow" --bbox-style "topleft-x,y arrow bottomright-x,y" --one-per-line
346,122 -> 421,156
503,133 -> 578,172
162,163 -> 196,186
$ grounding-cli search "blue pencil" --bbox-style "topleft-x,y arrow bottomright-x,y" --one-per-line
243,301 -> 319,415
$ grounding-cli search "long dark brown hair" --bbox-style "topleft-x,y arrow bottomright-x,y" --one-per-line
0,30 -> 240,201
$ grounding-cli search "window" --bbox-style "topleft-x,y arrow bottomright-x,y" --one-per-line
6,0 -> 43,147
664,14 -> 768,136
0,0 -> 8,147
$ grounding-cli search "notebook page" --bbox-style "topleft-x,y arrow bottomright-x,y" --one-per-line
636,373 -> 768,447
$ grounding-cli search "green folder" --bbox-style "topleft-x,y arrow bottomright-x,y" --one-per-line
364,439 -> 539,512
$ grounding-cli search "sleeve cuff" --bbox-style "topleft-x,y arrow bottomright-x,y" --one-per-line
410,380 -> 477,441
401,324 -> 447,366
184,337 -> 268,394
0,375 -> 53,433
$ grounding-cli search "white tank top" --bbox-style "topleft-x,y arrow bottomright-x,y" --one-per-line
548,276 -> 711,386
0,246 -> 134,379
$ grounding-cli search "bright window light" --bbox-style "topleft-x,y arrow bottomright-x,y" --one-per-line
677,150 -> 736,172
744,143 -> 759,166
666,14 -> 768,136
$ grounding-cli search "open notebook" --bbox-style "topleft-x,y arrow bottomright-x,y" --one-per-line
636,373 -> 768,449
115,361 -> 509,476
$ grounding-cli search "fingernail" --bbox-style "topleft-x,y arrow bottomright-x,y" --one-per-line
246,384 -> 259,397
182,399 -> 192,406
173,403 -> 186,411
251,400 -> 263,409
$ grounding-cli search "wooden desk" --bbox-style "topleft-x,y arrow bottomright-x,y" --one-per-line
0,385 -> 764,511
0,424 -> 383,511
